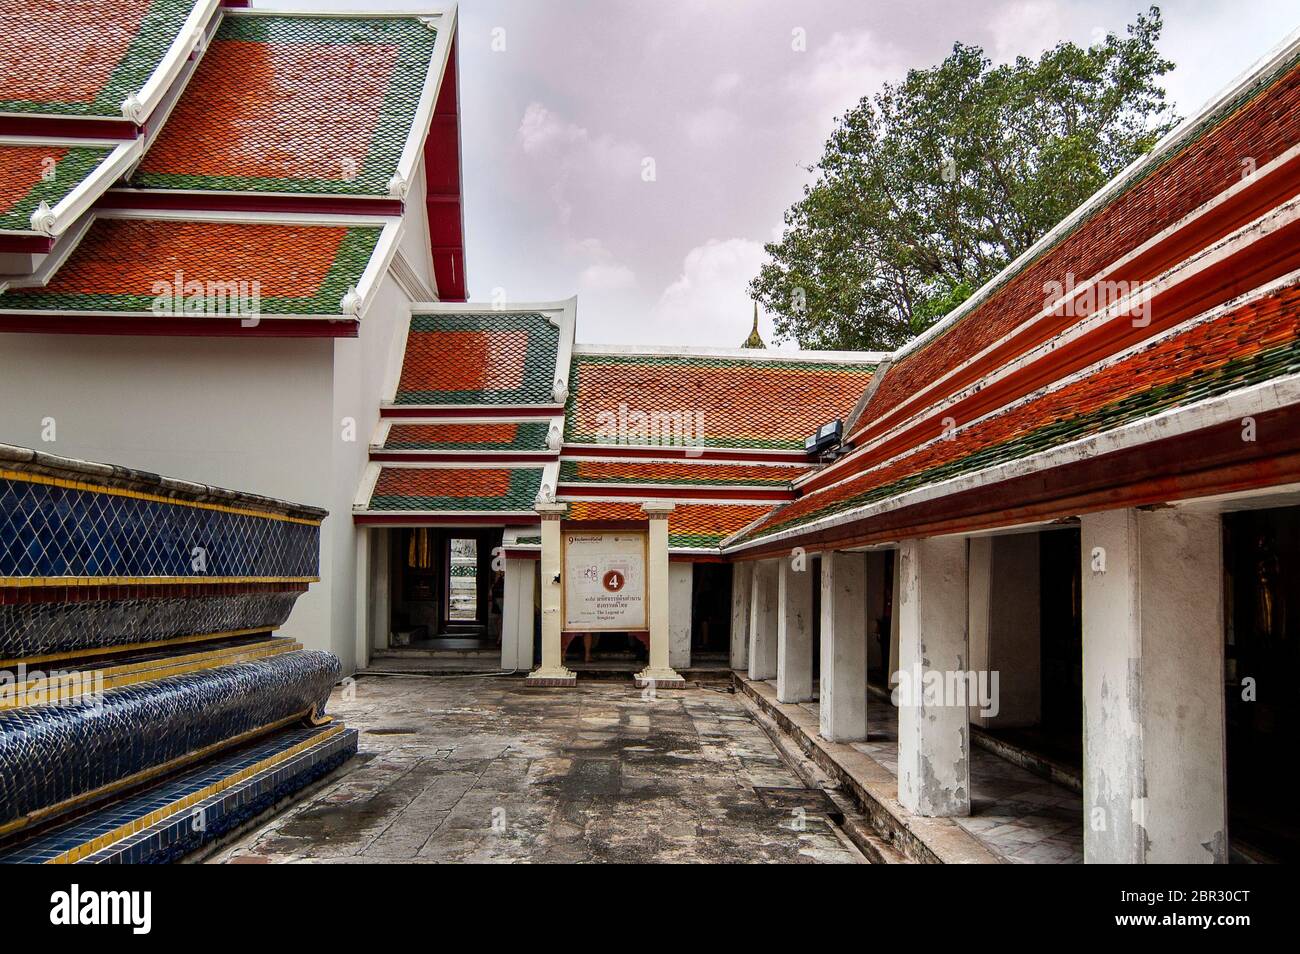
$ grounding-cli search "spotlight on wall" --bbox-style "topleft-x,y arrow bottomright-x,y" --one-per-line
804,418 -> 847,461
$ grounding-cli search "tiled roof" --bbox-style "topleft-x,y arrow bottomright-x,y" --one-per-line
563,500 -> 774,550
564,352 -> 876,450
559,459 -> 804,487
0,217 -> 382,316
855,49 -> 1300,438
367,466 -> 543,512
734,281 -> 1300,544
383,421 -> 552,452
0,0 -> 203,118
0,144 -> 114,232
394,313 -> 561,406
132,14 -> 439,196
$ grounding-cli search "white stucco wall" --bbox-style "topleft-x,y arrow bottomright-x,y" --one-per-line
332,272 -> 414,672
669,562 -> 693,670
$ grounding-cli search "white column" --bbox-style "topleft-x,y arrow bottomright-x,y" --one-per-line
747,559 -> 778,680
353,528 -> 371,673
896,536 -> 971,817
1081,508 -> 1226,864
820,551 -> 868,741
967,533 -> 1040,728
370,528 -> 390,653
502,555 -> 536,671
525,503 -> 575,686
729,561 -> 753,671
669,561 -> 693,671
636,502 -> 686,688
777,558 -> 814,703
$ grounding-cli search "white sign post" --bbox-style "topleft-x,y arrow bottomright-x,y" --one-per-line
563,531 -> 647,631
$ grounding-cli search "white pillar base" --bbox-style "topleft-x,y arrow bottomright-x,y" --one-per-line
634,667 -> 687,690
525,666 -> 577,688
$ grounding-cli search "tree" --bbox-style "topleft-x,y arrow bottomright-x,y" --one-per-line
752,6 -> 1177,351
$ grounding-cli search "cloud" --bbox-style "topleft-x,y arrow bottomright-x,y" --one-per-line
518,102 -> 587,154
787,29 -> 904,120
987,1 -> 1069,63
650,238 -> 770,345
710,72 -> 743,96
683,106 -> 742,147
570,238 -> 637,291
515,102 -> 644,227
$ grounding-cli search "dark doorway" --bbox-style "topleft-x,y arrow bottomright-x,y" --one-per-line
389,527 -> 503,649
691,562 -> 732,657
1224,506 -> 1300,861
1036,527 -> 1083,767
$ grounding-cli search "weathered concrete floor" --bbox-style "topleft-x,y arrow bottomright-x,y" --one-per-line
209,676 -> 863,864
782,685 -> 1082,863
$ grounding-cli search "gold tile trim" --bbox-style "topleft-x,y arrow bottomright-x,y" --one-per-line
0,638 -> 302,711
0,626 -> 278,670
0,469 -> 323,526
47,725 -> 346,864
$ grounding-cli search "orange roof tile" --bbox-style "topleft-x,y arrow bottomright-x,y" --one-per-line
132,14 -> 440,196
0,0 -> 203,118
565,353 -> 876,450
393,313 -> 561,406
564,500 -> 773,549
736,280 -> 1300,544
367,467 -> 544,513
559,460 -> 804,487
857,50 -> 1300,438
0,217 -> 383,316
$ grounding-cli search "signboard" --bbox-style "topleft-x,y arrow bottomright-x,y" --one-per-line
563,531 -> 647,631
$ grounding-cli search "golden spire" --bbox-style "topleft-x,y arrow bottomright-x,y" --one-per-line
742,301 -> 766,349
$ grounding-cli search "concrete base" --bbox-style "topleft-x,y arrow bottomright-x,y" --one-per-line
634,668 -> 688,690
525,668 -> 577,687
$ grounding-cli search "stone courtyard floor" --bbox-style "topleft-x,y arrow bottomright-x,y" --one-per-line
208,676 -> 864,864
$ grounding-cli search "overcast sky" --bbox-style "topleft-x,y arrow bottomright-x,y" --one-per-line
273,1 -> 1299,347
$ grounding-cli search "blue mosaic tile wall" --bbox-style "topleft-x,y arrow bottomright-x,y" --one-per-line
0,447 -> 348,861
0,588 -> 302,661
0,650 -> 340,829
0,475 -> 319,580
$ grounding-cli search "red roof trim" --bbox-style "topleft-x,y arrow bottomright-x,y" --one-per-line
0,316 -> 358,337
560,445 -> 808,464
0,235 -> 55,254
0,116 -> 139,140
425,33 -> 466,301
372,451 -> 558,464
557,484 -> 794,502
735,403 -> 1300,559
804,214 -> 1300,497
381,405 -> 560,419
98,189 -> 404,217
354,513 -> 539,526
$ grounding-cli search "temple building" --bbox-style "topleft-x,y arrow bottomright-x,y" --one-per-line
1,1 -> 1299,864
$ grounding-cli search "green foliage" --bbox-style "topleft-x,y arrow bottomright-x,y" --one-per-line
752,6 -> 1177,350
